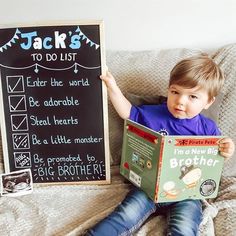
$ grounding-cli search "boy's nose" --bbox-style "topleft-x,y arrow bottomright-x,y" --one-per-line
176,96 -> 186,106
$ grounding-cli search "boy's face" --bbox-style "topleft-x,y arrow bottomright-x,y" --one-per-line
167,84 -> 215,119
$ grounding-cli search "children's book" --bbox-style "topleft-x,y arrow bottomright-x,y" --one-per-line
120,119 -> 224,203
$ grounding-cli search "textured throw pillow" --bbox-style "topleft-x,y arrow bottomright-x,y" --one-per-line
211,44 -> 236,177
0,135 -> 3,174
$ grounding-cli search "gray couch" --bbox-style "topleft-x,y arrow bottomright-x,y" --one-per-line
0,44 -> 236,236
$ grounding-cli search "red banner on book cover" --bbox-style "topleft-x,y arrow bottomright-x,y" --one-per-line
127,125 -> 157,144
175,138 -> 220,146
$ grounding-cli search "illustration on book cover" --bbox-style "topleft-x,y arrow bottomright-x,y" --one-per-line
157,136 -> 221,201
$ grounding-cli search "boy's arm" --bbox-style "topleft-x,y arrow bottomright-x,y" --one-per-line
219,138 -> 235,159
100,71 -> 132,120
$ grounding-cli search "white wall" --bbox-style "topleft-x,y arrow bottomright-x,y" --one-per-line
1,0 -> 236,50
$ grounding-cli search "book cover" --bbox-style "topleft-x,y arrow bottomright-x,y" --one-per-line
120,119 -> 224,203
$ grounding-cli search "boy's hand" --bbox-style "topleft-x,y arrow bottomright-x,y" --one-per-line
219,138 -> 235,159
100,70 -> 132,119
100,71 -> 117,90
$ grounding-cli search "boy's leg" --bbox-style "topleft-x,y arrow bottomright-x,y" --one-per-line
166,199 -> 202,236
86,188 -> 156,236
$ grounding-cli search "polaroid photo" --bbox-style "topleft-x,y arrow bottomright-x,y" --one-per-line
0,169 -> 33,197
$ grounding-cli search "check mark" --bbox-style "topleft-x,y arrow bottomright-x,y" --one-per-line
12,133 -> 30,149
7,76 -> 24,93
8,95 -> 27,112
11,114 -> 28,131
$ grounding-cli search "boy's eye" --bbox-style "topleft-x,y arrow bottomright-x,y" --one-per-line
171,90 -> 178,95
190,95 -> 198,99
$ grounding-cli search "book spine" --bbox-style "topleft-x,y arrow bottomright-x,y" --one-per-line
154,138 -> 165,202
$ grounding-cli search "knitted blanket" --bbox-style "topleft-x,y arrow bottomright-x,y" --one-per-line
0,166 -> 235,236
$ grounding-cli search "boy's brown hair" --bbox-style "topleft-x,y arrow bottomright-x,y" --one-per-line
169,54 -> 225,100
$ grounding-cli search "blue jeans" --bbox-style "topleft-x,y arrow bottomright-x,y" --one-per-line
86,188 -> 202,236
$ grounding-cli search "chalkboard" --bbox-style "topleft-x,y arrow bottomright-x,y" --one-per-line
0,21 -> 110,184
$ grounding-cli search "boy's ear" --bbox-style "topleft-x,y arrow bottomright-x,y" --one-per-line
204,97 -> 215,110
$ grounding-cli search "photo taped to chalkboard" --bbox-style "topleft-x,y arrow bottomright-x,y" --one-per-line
0,169 -> 33,197
0,21 -> 110,185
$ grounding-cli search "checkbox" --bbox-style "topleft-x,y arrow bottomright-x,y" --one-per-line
7,75 -> 25,93
12,133 -> 30,150
14,152 -> 31,168
8,95 -> 27,112
11,114 -> 28,131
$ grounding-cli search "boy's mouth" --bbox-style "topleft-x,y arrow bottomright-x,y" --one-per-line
174,108 -> 185,113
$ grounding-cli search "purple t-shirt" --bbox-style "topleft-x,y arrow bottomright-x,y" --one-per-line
130,103 -> 221,136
